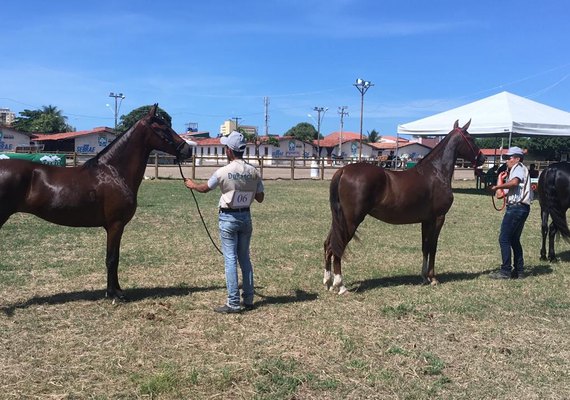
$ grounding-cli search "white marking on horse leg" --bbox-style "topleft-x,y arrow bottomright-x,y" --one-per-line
332,273 -> 348,295
323,269 -> 333,288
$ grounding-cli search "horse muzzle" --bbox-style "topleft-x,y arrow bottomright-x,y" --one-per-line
176,141 -> 195,161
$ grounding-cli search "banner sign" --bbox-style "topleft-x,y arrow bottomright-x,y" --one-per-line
0,153 -> 66,166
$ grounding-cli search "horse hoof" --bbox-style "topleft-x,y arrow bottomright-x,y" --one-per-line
430,279 -> 439,286
106,290 -> 128,303
338,286 -> 349,295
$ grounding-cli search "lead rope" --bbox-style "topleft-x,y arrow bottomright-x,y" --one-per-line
492,194 -> 506,211
177,162 -> 223,256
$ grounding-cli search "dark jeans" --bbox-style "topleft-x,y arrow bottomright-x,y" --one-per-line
499,203 -> 530,275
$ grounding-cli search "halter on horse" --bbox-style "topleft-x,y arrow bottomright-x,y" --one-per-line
324,120 -> 485,294
0,104 -> 193,300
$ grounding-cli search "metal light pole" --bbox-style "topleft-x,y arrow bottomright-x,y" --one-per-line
109,92 -> 125,132
313,106 -> 328,159
353,78 -> 373,161
338,106 -> 348,159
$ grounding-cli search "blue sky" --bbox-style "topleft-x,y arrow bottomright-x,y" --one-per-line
2,0 -> 570,137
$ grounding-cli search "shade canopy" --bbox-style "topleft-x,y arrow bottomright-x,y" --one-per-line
397,91 -> 570,138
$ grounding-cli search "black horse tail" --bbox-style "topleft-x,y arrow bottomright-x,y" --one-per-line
543,166 -> 570,240
327,169 -> 356,260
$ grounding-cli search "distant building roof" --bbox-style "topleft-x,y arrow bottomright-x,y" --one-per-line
33,127 -> 115,141
316,131 -> 363,147
369,142 -> 432,150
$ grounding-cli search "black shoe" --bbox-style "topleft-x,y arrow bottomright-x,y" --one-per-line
489,270 -> 511,280
213,304 -> 242,314
511,271 -> 526,280
243,303 -> 256,311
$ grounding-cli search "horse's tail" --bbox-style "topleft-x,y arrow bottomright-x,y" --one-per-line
542,166 -> 570,240
327,169 -> 356,259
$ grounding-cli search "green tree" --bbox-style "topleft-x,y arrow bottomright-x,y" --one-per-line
524,137 -> 570,160
12,105 -> 74,133
117,105 -> 172,133
367,129 -> 380,143
284,122 -> 318,142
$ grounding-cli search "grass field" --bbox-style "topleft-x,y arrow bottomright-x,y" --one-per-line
1,179 -> 569,399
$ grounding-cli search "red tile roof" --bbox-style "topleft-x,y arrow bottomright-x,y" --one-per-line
33,127 -> 115,141
315,131 -> 362,147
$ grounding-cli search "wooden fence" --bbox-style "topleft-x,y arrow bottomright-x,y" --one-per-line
50,152 -> 559,181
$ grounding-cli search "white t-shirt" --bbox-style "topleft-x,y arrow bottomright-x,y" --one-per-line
504,162 -> 531,206
207,159 -> 264,208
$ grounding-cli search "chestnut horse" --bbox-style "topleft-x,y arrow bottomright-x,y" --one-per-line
0,104 -> 193,300
538,162 -> 570,261
324,120 -> 485,294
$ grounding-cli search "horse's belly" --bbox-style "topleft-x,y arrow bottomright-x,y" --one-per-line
24,188 -> 104,227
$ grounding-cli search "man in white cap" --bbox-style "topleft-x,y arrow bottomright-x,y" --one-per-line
184,131 -> 265,313
489,146 -> 531,279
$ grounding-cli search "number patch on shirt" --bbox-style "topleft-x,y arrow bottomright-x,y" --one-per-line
231,191 -> 254,207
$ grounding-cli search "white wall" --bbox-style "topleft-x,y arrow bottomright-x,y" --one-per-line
0,127 -> 32,151
75,133 -> 117,154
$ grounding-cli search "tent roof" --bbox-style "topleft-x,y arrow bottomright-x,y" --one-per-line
397,91 -> 570,137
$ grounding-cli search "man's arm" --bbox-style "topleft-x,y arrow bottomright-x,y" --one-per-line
184,179 -> 211,193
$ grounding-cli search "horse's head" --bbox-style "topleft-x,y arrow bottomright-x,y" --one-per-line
143,104 -> 194,161
452,120 -> 486,167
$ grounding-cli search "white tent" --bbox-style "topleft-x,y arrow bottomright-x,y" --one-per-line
397,92 -> 570,143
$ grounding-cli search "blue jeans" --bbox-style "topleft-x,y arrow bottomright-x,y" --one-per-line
499,204 -> 530,275
219,211 -> 254,308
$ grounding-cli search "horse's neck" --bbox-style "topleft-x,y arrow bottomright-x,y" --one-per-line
98,128 -> 152,188
420,134 -> 461,181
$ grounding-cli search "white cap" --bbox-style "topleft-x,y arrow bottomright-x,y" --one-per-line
220,131 -> 247,152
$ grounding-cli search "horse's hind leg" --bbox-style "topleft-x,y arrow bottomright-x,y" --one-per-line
548,222 -> 558,262
540,209 -> 549,260
332,254 -> 348,295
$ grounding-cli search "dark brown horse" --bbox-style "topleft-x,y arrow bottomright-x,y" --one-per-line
0,104 -> 193,300
324,120 -> 485,294
538,162 -> 570,261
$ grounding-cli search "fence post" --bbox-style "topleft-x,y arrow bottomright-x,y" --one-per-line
320,158 -> 325,180
260,156 -> 264,179
291,157 -> 295,180
192,155 -> 196,179
154,153 -> 158,179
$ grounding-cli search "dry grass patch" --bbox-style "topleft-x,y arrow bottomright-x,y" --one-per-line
1,179 -> 569,399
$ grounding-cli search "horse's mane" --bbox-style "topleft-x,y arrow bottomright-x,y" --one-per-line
414,130 -> 456,167
82,119 -> 143,169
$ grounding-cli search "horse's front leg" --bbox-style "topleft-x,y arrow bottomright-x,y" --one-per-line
323,234 -> 333,290
105,223 -> 126,301
421,216 -> 445,285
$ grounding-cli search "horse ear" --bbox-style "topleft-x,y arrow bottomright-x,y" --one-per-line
453,120 -> 459,129
462,119 -> 472,131
148,104 -> 158,117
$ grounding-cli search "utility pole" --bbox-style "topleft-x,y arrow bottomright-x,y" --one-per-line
313,106 -> 328,159
232,117 -> 242,131
109,92 -> 125,132
338,106 -> 348,159
264,96 -> 270,136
